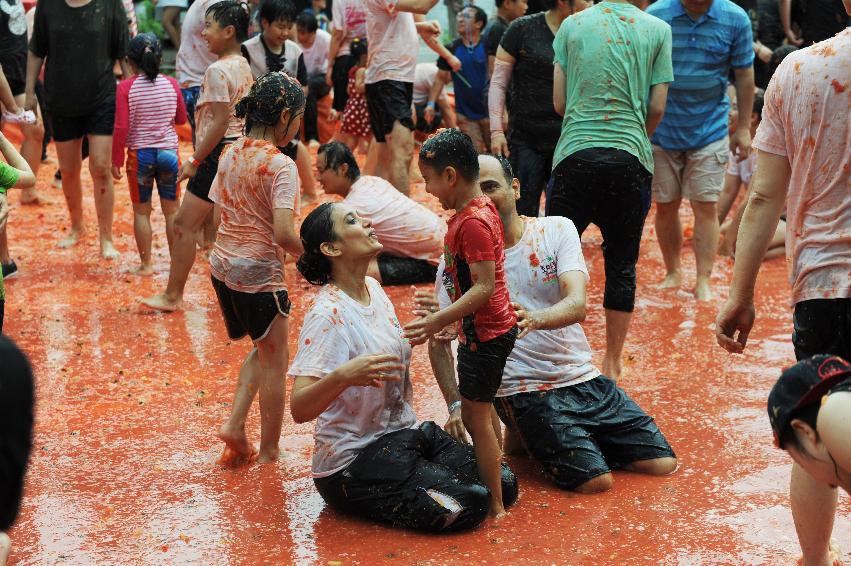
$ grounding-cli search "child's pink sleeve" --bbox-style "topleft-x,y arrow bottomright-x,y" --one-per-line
168,76 -> 188,126
112,78 -> 132,168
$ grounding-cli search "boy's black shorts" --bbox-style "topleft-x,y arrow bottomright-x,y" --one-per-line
211,276 -> 291,342
51,101 -> 115,142
187,141 -> 231,203
495,375 -> 676,491
365,80 -> 414,143
0,49 -> 26,96
457,326 -> 518,403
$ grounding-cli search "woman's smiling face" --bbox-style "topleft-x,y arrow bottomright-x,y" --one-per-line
327,204 -> 383,261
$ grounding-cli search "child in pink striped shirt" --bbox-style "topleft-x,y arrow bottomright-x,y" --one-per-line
112,33 -> 188,276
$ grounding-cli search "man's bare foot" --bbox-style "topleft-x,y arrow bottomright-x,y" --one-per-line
256,447 -> 280,464
58,228 -> 85,248
487,506 -> 507,521
0,531 -> 11,566
131,263 -> 154,276
101,241 -> 120,260
20,187 -> 41,205
694,278 -> 713,302
602,355 -> 623,381
140,293 -> 183,312
657,270 -> 682,289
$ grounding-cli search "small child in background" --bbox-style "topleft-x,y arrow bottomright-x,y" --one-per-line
717,90 -> 784,260
112,33 -> 188,276
404,128 -> 518,521
0,131 -> 36,332
211,72 -> 305,465
309,0 -> 330,31
336,37 -> 371,155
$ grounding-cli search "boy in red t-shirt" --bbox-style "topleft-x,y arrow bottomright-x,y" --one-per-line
405,128 -> 517,520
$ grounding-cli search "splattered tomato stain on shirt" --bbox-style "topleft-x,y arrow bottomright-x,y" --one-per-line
831,79 -> 846,93
529,252 -> 540,267
304,338 -> 311,345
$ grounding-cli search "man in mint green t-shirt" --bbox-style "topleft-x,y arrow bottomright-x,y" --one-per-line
547,0 -> 672,380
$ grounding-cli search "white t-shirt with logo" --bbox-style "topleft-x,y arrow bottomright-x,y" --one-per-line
364,0 -> 418,84
332,0 -> 367,57
344,175 -> 447,265
288,277 -> 417,477
437,216 -> 599,397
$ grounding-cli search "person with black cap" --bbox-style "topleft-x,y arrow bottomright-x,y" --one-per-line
768,354 -> 851,566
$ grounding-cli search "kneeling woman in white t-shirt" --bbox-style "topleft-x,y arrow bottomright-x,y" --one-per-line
288,202 -> 518,532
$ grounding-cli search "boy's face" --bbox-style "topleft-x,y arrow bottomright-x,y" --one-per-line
297,27 -> 316,47
202,14 -> 233,55
261,18 -> 293,46
506,0 -> 528,21
419,162 -> 454,211
315,153 -> 349,195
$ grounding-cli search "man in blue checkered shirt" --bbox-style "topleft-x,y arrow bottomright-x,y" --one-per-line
647,0 -> 754,302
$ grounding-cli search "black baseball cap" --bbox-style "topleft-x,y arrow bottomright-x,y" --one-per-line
768,355 -> 851,448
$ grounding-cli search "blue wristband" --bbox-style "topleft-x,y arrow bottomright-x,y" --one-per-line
426,101 -> 436,109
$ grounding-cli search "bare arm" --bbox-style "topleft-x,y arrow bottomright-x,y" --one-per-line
779,0 -> 803,45
326,27 -> 343,84
0,133 -> 35,188
646,83 -> 669,137
290,354 -> 406,423
425,70 -> 450,122
488,48 -> 515,156
404,260 -> 496,345
715,150 -> 789,353
179,101 -> 229,182
273,208 -> 304,257
24,52 -> 44,111
717,172 -> 743,223
553,64 -> 566,117
731,66 -> 755,161
427,338 -> 469,443
396,0 -> 440,14
513,270 -> 586,338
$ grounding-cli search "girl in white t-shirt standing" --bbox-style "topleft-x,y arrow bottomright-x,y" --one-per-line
288,202 -> 518,532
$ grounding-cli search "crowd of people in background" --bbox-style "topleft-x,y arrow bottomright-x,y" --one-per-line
0,0 -> 848,562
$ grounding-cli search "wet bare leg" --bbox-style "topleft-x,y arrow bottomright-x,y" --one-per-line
160,198 -> 179,256
691,200 -> 718,301
131,201 -> 154,275
387,120 -> 413,195
654,200 -> 682,289
141,192 -> 211,311
161,6 -> 182,49
54,138 -> 86,247
88,134 -> 119,259
218,348 -> 261,465
603,309 -> 632,381
17,94 -> 44,204
254,315 -> 289,463
462,399 -> 505,519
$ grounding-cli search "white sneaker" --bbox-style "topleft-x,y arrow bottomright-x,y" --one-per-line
3,109 -> 36,124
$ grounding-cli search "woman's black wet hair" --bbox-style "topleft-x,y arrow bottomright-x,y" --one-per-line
235,71 -> 306,134
297,202 -> 338,285
258,0 -> 297,25
779,402 -> 819,454
127,33 -> 162,81
419,128 -> 479,182
296,10 -> 318,32
318,141 -> 360,182
206,0 -> 251,42
349,36 -> 368,61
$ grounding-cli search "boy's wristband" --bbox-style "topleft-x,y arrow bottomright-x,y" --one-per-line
426,101 -> 436,109
188,155 -> 201,168
448,400 -> 461,414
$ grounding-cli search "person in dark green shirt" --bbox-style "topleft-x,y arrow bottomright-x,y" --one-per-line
0,130 -> 36,333
547,0 -> 672,381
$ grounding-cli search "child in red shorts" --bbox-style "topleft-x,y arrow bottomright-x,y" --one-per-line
405,128 -> 517,520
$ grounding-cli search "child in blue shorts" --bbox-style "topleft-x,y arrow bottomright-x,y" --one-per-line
112,33 -> 188,275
